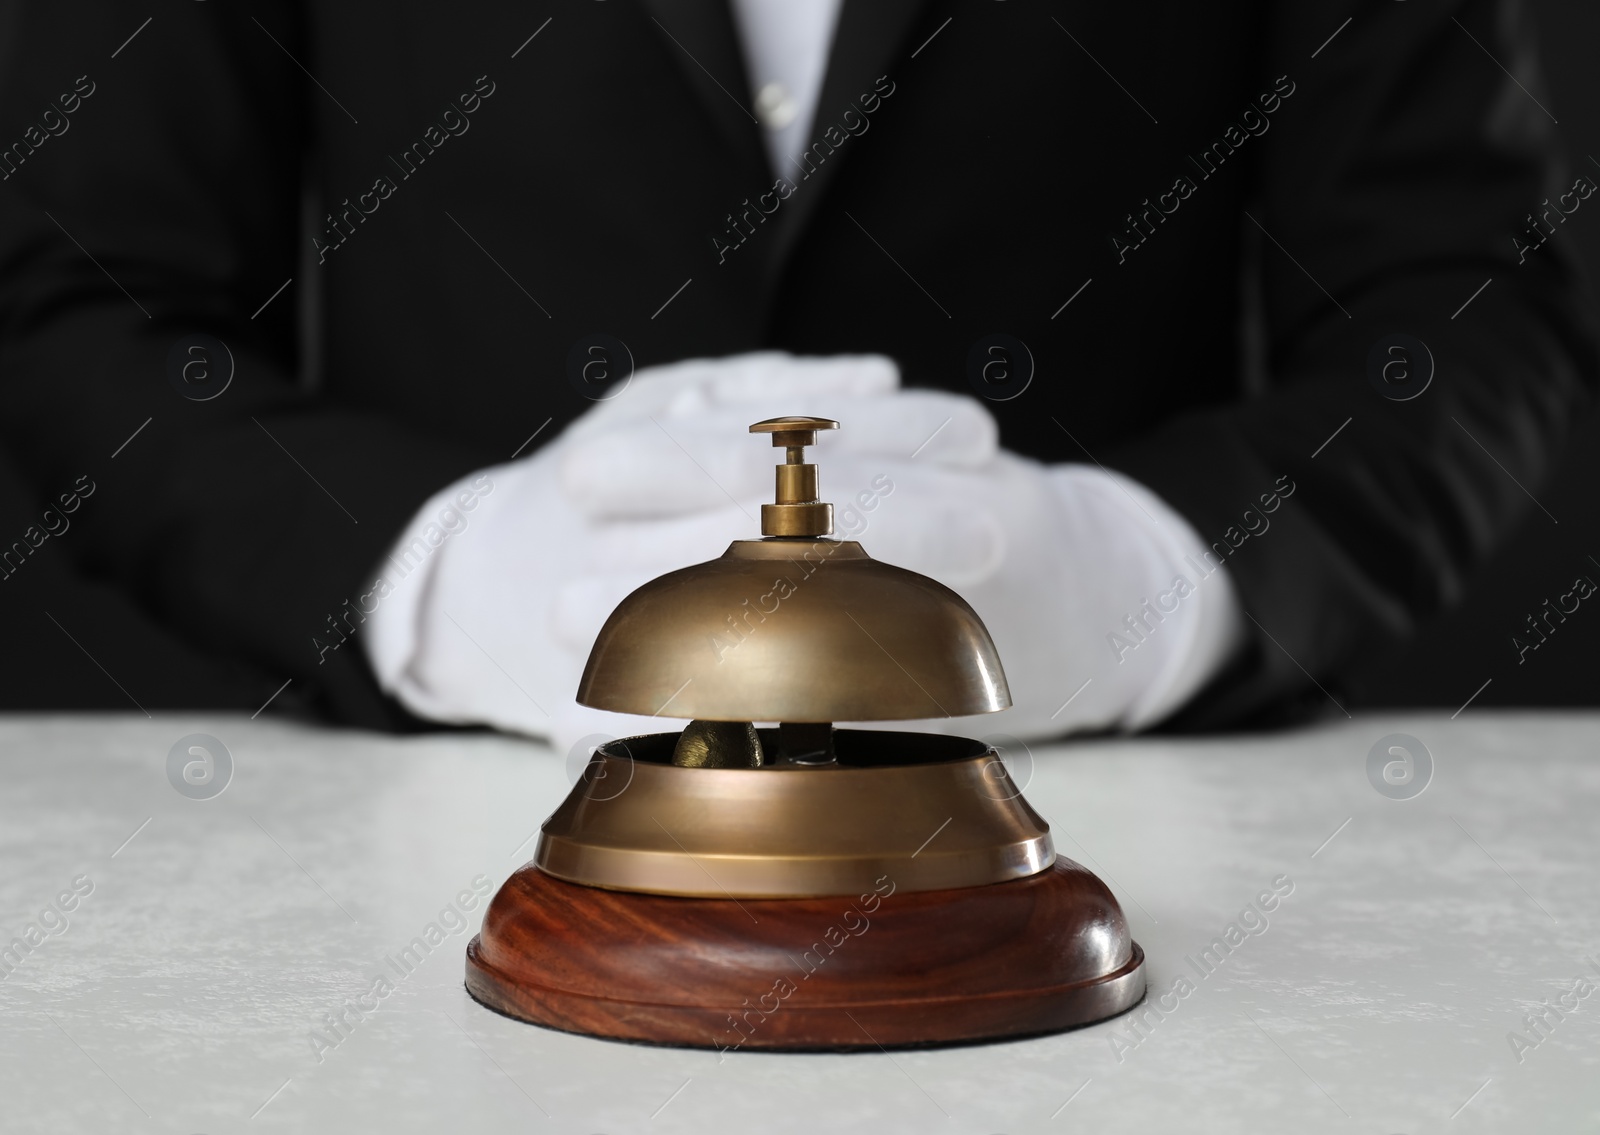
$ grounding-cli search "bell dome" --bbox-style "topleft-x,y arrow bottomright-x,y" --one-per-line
576,537 -> 1011,721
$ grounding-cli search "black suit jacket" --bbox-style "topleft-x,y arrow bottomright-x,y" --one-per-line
0,0 -> 1594,728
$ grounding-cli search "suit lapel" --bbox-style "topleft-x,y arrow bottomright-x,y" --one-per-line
633,0 -> 765,166
767,0 -> 934,282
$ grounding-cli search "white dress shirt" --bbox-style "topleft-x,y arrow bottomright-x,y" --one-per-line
729,0 -> 845,177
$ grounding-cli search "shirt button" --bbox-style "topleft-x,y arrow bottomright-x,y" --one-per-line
754,81 -> 797,130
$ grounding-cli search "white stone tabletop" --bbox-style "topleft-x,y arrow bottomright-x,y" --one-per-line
1,710 -> 1595,1133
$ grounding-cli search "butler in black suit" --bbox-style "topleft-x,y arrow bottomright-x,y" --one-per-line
0,0 -> 1593,746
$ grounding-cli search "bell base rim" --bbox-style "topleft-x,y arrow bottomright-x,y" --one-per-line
537,729 -> 1056,898
465,861 -> 1147,1050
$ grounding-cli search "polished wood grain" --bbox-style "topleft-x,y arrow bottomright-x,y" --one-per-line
465,857 -> 1145,1049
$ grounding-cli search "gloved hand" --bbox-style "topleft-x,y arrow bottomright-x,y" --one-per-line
562,413 -> 1247,747
363,352 -> 1009,757
367,350 -> 1245,757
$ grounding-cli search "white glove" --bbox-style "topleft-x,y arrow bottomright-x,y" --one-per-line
362,352 -> 1001,757
563,411 -> 1247,743
366,351 -> 1246,755
842,453 -> 1244,738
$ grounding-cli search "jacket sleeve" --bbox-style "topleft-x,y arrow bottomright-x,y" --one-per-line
1105,0 -> 1600,728
0,0 -> 484,725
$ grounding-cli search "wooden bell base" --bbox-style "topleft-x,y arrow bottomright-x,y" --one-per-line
465,857 -> 1146,1050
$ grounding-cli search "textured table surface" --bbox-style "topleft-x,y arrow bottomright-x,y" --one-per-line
1,711 -> 1597,1134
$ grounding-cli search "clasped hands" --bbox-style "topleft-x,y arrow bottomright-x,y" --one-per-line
365,352 -> 1239,755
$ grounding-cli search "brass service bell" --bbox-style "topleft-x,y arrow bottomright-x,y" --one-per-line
466,415 -> 1146,1048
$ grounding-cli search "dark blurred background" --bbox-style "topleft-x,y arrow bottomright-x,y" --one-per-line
1345,0 -> 1600,711
0,0 -> 1596,721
